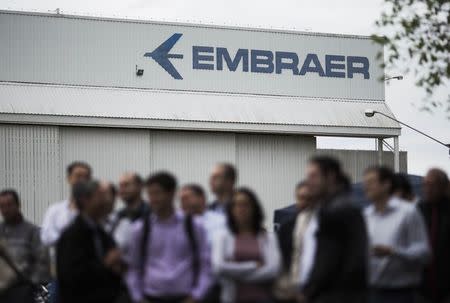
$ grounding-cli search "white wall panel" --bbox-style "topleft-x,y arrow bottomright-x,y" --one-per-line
150,131 -> 236,201
0,124 -> 60,224
236,134 -> 316,230
60,127 -> 152,197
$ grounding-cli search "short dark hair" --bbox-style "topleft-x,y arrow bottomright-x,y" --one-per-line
0,189 -> 20,206
309,156 -> 351,191
107,182 -> 117,198
67,161 -> 92,177
393,173 -> 413,198
365,165 -> 396,194
145,172 -> 177,193
72,180 -> 100,210
220,163 -> 237,184
182,184 -> 206,198
226,187 -> 265,235
132,174 -> 143,186
428,168 -> 449,187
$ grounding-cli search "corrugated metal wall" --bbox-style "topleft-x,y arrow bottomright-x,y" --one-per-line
1,124 -> 407,230
60,127 -> 152,197
236,134 -> 316,227
317,149 -> 408,182
0,124 -> 61,224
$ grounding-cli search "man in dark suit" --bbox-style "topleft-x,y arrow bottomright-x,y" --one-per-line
57,180 -> 123,303
277,181 -> 311,274
300,156 -> 369,303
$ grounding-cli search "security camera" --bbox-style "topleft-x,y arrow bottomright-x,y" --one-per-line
365,109 -> 375,117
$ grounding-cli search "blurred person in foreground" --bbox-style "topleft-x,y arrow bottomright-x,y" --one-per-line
125,172 -> 212,303
0,189 -> 50,303
212,187 -> 281,303
41,161 -> 92,302
209,163 -> 237,213
298,156 -> 368,303
417,168 -> 450,303
274,182 -> 314,303
363,166 -> 429,303
393,173 -> 418,203
56,180 -> 123,303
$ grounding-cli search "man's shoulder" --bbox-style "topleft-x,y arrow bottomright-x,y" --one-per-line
44,200 -> 68,216
22,219 -> 40,233
58,216 -> 86,240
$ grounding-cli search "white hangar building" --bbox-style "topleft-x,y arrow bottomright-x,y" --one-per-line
0,10 -> 406,226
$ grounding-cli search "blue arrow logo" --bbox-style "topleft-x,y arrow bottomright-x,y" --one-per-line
144,33 -> 184,80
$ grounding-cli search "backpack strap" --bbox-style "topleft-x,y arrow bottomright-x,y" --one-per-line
185,215 -> 200,287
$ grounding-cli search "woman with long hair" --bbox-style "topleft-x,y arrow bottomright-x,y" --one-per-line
212,187 -> 281,303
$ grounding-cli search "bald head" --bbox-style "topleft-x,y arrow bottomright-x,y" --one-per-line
423,168 -> 449,203
209,163 -> 237,196
119,172 -> 143,206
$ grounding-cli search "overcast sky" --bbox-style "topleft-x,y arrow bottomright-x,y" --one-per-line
2,0 -> 449,175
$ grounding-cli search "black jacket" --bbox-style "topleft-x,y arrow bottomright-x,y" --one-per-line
56,215 -> 122,303
277,214 -> 298,272
303,193 -> 368,303
418,198 -> 450,302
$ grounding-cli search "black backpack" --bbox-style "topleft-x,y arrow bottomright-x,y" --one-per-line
139,212 -> 200,286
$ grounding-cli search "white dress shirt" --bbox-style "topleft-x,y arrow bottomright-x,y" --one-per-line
200,210 -> 226,244
364,196 -> 430,288
299,210 -> 318,286
41,200 -> 77,246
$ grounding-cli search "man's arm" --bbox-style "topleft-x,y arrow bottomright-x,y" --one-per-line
29,226 -> 50,284
190,222 -> 212,301
41,205 -> 58,246
124,222 -> 145,302
393,208 -> 430,264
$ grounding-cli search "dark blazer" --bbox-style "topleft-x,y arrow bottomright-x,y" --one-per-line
303,193 -> 368,303
418,198 -> 450,302
56,215 -> 122,303
277,214 -> 298,271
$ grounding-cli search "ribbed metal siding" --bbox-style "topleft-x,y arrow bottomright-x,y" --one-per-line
316,149 -> 408,182
236,134 -> 316,229
0,124 -> 61,224
150,130 -> 236,201
60,127 -> 152,197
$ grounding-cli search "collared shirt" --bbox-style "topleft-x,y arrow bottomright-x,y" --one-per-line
299,210 -> 318,286
107,202 -> 149,250
209,200 -> 229,214
125,211 -> 212,301
364,196 -> 430,288
290,208 -> 314,286
41,200 -> 78,246
199,210 -> 226,245
0,217 -> 50,284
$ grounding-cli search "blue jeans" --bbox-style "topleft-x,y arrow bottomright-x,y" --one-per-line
370,288 -> 415,303
48,280 -> 59,303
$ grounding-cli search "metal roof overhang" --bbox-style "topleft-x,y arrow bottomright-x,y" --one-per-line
0,82 -> 401,138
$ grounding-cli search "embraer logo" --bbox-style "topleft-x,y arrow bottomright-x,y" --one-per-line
144,33 -> 371,81
144,33 -> 184,80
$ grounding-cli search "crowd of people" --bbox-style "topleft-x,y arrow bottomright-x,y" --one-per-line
0,156 -> 449,303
